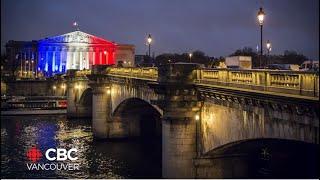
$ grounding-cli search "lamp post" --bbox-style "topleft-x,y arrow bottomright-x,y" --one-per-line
195,113 -> 200,157
257,7 -> 265,68
266,40 -> 271,55
75,84 -> 80,102
28,58 -> 31,77
189,53 -> 193,63
147,34 -> 152,58
266,40 -> 272,66
18,53 -> 22,77
53,85 -> 56,96
61,84 -> 66,96
25,60 -> 28,78
31,60 -> 34,78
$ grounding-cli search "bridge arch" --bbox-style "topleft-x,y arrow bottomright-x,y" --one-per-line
113,97 -> 162,116
76,87 -> 93,117
110,83 -> 162,115
78,88 -> 93,106
112,98 -> 162,139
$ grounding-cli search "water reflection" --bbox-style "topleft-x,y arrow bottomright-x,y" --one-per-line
1,115 -> 161,179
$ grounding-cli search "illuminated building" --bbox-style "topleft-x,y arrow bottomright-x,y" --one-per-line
5,30 -> 135,77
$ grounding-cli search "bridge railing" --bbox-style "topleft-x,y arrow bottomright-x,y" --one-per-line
107,67 -> 158,81
75,69 -> 91,77
74,67 -> 319,98
196,69 -> 319,98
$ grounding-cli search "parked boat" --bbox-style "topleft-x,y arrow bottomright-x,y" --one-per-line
1,96 -> 67,115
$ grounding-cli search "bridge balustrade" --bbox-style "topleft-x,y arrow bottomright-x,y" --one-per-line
107,67 -> 158,81
196,69 -> 319,98
74,67 -> 319,98
75,69 -> 91,77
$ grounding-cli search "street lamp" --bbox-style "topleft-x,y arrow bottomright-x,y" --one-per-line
257,7 -> 265,68
61,84 -> 66,95
53,85 -> 57,95
75,84 -> 80,90
266,40 -> 272,55
28,59 -> 31,77
106,86 -> 111,94
195,113 -> 200,157
147,34 -> 152,58
195,114 -> 200,121
25,60 -> 29,78
37,67 -> 41,78
31,60 -> 34,78
266,40 -> 272,66
189,53 -> 193,63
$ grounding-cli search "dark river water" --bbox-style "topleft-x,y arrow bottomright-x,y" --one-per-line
1,115 -> 161,179
1,114 -> 319,178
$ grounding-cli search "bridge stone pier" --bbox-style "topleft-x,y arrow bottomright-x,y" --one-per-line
150,63 -> 202,178
66,64 -> 319,178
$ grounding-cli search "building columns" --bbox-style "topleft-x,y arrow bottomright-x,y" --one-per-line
45,51 -> 48,72
99,51 -> 102,64
72,50 -> 76,69
59,51 -> 63,72
93,50 -> 96,65
86,51 -> 89,69
79,51 -> 83,70
52,51 -> 56,72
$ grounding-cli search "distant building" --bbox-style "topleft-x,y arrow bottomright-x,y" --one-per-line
5,30 -> 135,77
225,56 -> 252,69
115,44 -> 135,67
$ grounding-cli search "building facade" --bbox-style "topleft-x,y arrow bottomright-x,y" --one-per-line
5,30 -> 135,77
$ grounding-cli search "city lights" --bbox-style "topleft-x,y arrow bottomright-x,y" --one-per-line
189,53 -> 193,63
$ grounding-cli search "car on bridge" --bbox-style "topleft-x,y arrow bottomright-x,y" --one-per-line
265,64 -> 300,71
300,60 -> 319,71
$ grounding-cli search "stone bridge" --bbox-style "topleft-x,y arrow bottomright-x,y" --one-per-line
65,64 -> 319,178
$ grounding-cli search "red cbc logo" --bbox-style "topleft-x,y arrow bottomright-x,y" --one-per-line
26,146 -> 42,162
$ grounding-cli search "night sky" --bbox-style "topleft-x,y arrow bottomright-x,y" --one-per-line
1,0 -> 319,59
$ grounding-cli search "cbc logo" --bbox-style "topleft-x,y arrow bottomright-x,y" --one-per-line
26,147 -> 78,162
45,148 -> 78,161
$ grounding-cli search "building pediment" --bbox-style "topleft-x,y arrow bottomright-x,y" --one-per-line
39,31 -> 116,45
